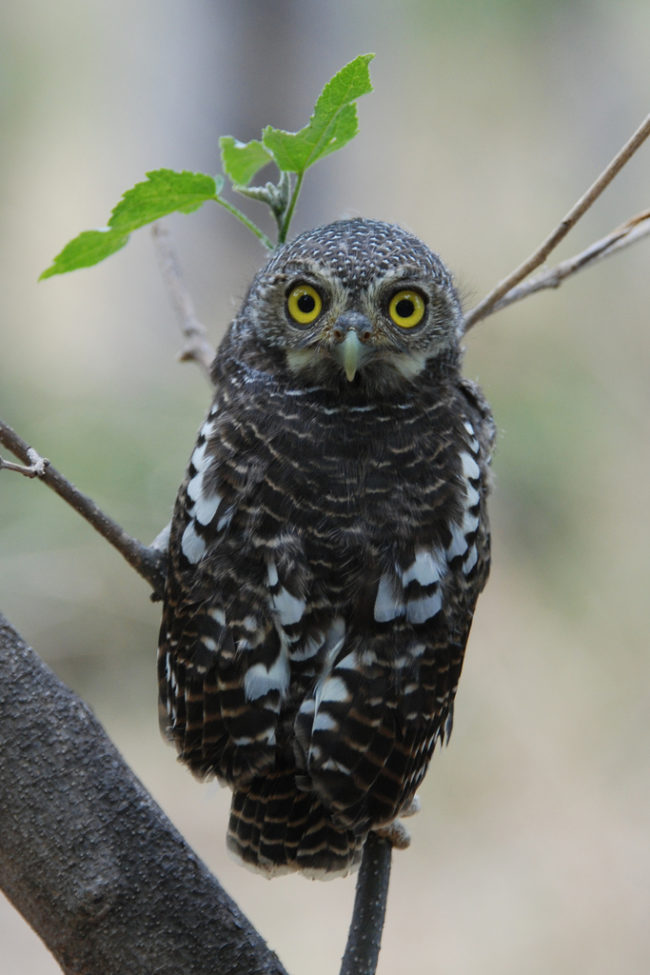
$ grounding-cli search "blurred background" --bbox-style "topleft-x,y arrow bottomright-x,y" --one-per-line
1,1 -> 648,973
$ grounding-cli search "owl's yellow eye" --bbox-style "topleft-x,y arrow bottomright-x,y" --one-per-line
286,284 -> 323,325
388,290 -> 426,329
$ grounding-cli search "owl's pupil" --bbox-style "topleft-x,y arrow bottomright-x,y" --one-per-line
297,293 -> 316,313
395,298 -> 414,319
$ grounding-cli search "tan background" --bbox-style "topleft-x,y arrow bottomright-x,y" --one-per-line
1,1 -> 648,973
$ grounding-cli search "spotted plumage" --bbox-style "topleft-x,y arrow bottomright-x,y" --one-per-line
158,217 -> 495,878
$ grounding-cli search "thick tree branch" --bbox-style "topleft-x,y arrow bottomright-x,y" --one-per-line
0,613 -> 288,975
0,420 -> 167,599
463,112 -> 650,331
151,222 -> 216,380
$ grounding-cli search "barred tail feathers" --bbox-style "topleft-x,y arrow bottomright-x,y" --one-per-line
227,768 -> 364,879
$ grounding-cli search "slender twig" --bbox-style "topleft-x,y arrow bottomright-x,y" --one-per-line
340,833 -> 393,975
463,112 -> 650,332
482,209 -> 650,317
151,223 -> 216,381
0,420 -> 167,598
0,447 -> 47,478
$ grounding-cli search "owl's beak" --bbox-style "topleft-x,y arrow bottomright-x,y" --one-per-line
340,330 -> 363,382
331,314 -> 373,382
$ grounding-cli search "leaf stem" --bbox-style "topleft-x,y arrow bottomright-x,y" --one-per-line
213,196 -> 274,251
278,170 -> 304,244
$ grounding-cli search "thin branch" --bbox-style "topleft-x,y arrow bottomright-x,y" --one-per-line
485,208 -> 650,316
0,420 -> 167,598
0,446 -> 47,477
463,112 -> 650,332
151,223 -> 216,381
340,833 -> 393,975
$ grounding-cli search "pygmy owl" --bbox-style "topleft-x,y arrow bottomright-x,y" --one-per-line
158,217 -> 495,877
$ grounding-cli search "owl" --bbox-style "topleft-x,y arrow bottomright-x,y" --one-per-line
158,217 -> 495,878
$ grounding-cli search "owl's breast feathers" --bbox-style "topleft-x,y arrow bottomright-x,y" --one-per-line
158,346 -> 494,877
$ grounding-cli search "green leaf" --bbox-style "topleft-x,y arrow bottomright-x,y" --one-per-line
262,53 -> 374,173
220,137 -> 273,187
40,169 -> 222,277
109,169 -> 220,231
39,229 -> 130,279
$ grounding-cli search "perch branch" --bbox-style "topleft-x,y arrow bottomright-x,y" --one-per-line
340,832 -> 393,975
463,112 -> 650,331
0,420 -> 166,598
151,222 -> 216,380
0,613 -> 288,975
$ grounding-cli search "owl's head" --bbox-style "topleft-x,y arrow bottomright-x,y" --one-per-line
235,218 -> 463,392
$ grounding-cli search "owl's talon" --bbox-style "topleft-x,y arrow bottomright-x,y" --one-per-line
373,819 -> 411,851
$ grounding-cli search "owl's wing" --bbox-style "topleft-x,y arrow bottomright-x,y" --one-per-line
158,397 -> 294,786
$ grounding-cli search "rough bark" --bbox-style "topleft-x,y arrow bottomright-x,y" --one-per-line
0,613 -> 288,975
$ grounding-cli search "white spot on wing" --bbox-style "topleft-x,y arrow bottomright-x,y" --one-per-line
191,441 -> 209,473
181,521 -> 206,563
374,573 -> 404,622
216,511 -> 233,532
463,545 -> 478,574
194,491 -> 222,527
335,651 -> 357,670
402,548 -> 445,587
186,470 -> 204,503
244,654 -> 290,701
272,587 -> 305,626
447,521 -> 469,559
320,757 -> 351,774
200,418 -> 217,439
318,676 -> 349,705
460,451 -> 480,480
267,560 -> 279,588
312,711 -> 338,733
291,631 -> 324,661
406,590 -> 442,624
163,650 -> 172,682
465,483 -> 480,508
209,607 -> 226,626
312,618 -> 348,713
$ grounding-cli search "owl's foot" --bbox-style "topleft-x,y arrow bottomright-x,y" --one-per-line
372,795 -> 420,850
373,819 -> 411,850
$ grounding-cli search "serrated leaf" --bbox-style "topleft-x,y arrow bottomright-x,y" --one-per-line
109,169 -> 220,231
39,228 -> 130,279
262,53 -> 374,173
220,137 -> 273,187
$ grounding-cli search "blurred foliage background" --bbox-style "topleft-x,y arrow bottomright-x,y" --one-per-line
1,1 -> 648,973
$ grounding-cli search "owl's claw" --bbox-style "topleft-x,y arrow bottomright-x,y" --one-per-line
373,819 -> 411,851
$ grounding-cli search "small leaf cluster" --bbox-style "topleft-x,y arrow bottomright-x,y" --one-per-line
41,54 -> 374,279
